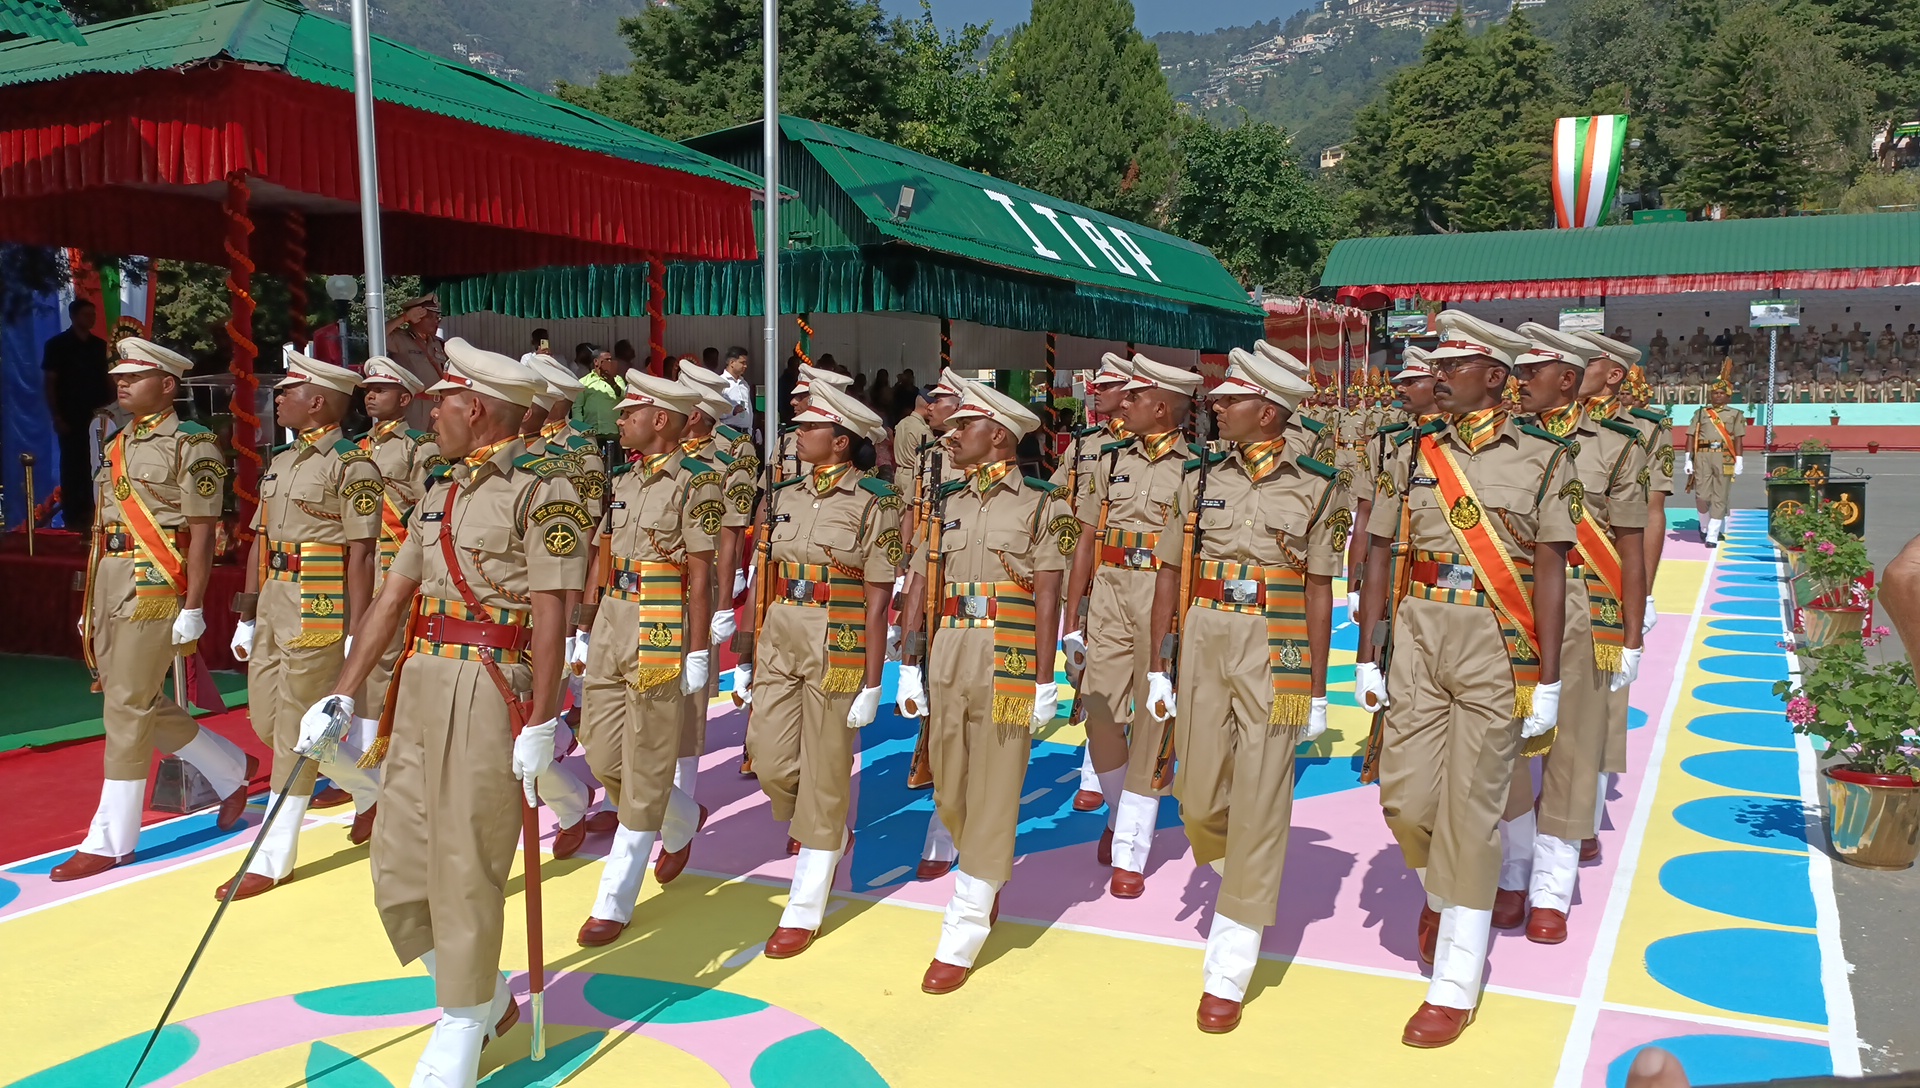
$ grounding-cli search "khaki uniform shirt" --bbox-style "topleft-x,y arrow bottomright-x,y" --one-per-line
1049,422 -> 1121,505
529,421 -> 607,524
712,423 -> 762,524
391,439 -> 591,605
768,468 -> 902,583
95,412 -> 227,532
894,412 -> 933,489
684,432 -> 754,532
602,454 -> 724,573
1153,446 -> 1346,576
914,466 -> 1075,588
253,425 -> 385,546
1687,406 -> 1746,468
1560,409 -> 1651,535
361,420 -> 442,513
1625,406 -> 1675,494
1078,433 -> 1186,539
1370,415 -> 1580,557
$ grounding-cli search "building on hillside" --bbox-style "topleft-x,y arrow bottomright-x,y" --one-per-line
1320,146 -> 1346,169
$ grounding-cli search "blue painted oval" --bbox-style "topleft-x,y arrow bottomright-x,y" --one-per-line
1717,573 -> 1786,588
1693,680 -> 1787,712
9,1025 -> 198,1087
1687,711 -> 1795,750
582,974 -> 769,1023
1628,706 -> 1649,731
1606,1034 -> 1830,1088
1703,634 -> 1791,655
1680,750 -> 1801,796
1673,795 -> 1808,851
1716,583 -> 1786,600
1709,599 -> 1784,618
1645,928 -> 1826,1023
1698,654 -> 1790,682
1708,618 -> 1786,635
1658,850 -> 1815,927
750,1028 -> 889,1088
0,876 -> 17,910
295,976 -> 438,1017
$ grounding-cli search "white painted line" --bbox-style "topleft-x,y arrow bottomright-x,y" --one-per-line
1551,521 -> 1716,1088
722,944 -> 765,968
1018,788 -> 1050,805
866,865 -> 912,887
1055,769 -> 1082,784
1600,1000 -> 1831,1043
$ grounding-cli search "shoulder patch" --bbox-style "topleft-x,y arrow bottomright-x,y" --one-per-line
732,453 -> 762,478
771,475 -> 807,491
858,476 -> 900,499
715,423 -> 745,444
531,499 -> 590,526
407,429 -> 433,443
426,464 -> 454,483
1182,451 -> 1229,474
564,433 -> 593,452
1073,424 -> 1105,438
686,469 -> 724,491
710,447 -> 736,466
1601,419 -> 1643,440
1519,423 -> 1573,447
1298,456 -> 1338,479
679,455 -> 715,477
516,454 -> 575,478
937,478 -> 968,498
728,480 -> 757,514
333,438 -> 372,463
1629,407 -> 1669,424
175,419 -> 212,435
690,498 -> 725,537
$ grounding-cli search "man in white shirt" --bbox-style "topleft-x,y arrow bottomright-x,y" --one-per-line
720,346 -> 754,433
518,328 -> 550,368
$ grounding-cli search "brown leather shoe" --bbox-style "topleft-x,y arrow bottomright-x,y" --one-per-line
1110,868 -> 1145,899
348,804 -> 377,846
1526,906 -> 1569,944
552,819 -> 588,860
1096,828 -> 1113,866
786,836 -> 801,856
1072,788 -> 1105,812
764,925 -> 815,959
1402,1002 -> 1475,1047
1197,993 -> 1243,1034
739,752 -> 756,778
584,810 -> 620,835
1492,888 -> 1526,930
577,916 -> 627,947
906,748 -> 934,790
214,872 -> 288,901
486,995 -> 521,1047
1581,837 -> 1602,863
653,805 -> 710,885
215,754 -> 261,831
921,959 -> 969,995
1417,906 -> 1439,966
49,851 -> 128,882
310,785 -> 353,810
916,858 -> 954,881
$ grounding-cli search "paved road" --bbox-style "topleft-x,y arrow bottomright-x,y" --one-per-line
1726,451 -> 1919,1074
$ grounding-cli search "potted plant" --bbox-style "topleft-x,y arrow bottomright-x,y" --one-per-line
1776,637 -> 1920,870
1766,468 -> 1813,544
1797,525 -> 1873,649
1774,505 -> 1838,578
1798,437 -> 1831,478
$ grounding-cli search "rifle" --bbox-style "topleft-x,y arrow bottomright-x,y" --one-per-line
905,447 -> 945,788
731,430 -> 780,777
1361,450 -> 1415,784
1066,441 -> 1122,731
1152,405 -> 1211,789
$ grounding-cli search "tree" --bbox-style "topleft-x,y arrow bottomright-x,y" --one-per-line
1001,0 -> 1178,224
890,3 -> 1015,175
1839,171 -> 1920,213
1170,115 -> 1337,294
556,0 -> 903,141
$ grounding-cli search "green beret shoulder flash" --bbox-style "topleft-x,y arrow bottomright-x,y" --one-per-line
1182,450 -> 1228,474
679,455 -> 715,477
1629,407 -> 1669,424
176,420 -> 214,437
1376,421 -> 1410,436
407,429 -> 434,443
1099,439 -> 1131,455
512,453 -> 573,478
333,438 -> 372,462
1299,416 -> 1325,434
715,423 -> 745,443
1023,475 -> 1061,493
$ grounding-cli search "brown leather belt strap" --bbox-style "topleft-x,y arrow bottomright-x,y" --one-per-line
416,612 -> 534,652
435,481 -> 533,733
1098,544 -> 1161,571
941,594 -> 998,619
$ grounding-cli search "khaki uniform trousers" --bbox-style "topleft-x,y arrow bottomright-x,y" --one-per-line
1508,577 -> 1604,842
1603,680 -> 1630,776
746,601 -> 858,851
1080,564 -> 1162,792
1173,605 -> 1300,929
1694,449 -> 1732,519
92,556 -> 201,779
579,597 -> 637,805
1379,595 -> 1522,911
251,577 -> 346,795
929,626 -> 1032,884
370,653 -> 525,1008
355,570 -> 406,714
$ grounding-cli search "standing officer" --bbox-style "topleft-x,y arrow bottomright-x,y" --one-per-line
1142,344 -> 1340,1032
679,358 -> 760,607
1494,325 -> 1646,944
1686,361 -> 1744,546
1616,359 -> 1670,630
524,354 -> 608,521
1062,355 -> 1200,896
738,382 -> 898,957
573,374 -> 720,946
1345,350 -> 1437,646
896,379 -> 1073,994
347,357 -> 442,846
382,294 -> 448,430
52,338 -> 255,881
1352,311 -> 1577,1046
221,352 -> 385,899
308,342 -> 592,1088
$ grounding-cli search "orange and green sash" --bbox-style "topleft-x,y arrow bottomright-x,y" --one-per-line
107,418 -> 187,623
378,492 -> 410,572
1699,409 -> 1736,474
289,541 -> 347,647
631,559 -> 686,692
1419,434 -> 1544,723
776,560 -> 869,693
1195,559 -> 1314,727
942,579 -> 1038,736
1572,510 -> 1628,675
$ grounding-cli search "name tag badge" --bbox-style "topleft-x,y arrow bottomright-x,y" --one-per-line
1078,453 -> 1099,462
421,510 -> 445,522
1199,498 -> 1226,509
1109,474 -> 1129,484
943,519 -> 961,532
260,473 -> 277,482
1411,475 -> 1438,487
773,513 -> 791,523
609,500 -> 627,510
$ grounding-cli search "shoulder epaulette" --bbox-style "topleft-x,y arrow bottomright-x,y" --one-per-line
679,455 -> 714,477
407,428 -> 433,443
270,441 -> 294,455
859,476 -> 899,498
425,463 -> 454,484
333,437 -> 372,460
938,478 -> 968,498
1628,407 -> 1668,424
1298,455 -> 1338,479
608,461 -> 634,477
564,433 -> 593,452
1099,439 -> 1131,455
176,420 -> 213,436
1376,421 -> 1410,436
772,474 -> 807,491
710,447 -> 737,466
1182,450 -> 1229,473
1520,423 -> 1573,447
1073,424 -> 1104,438
1299,416 -> 1325,433
716,423 -> 745,444
1023,475 -> 1060,494
512,452 -> 574,478
1601,419 -> 1643,441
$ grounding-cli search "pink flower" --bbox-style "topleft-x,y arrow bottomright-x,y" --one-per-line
1818,542 -> 1837,555
1803,531 -> 1816,542
1786,695 -> 1817,726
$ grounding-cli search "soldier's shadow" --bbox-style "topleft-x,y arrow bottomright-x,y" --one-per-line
1356,844 -> 1424,965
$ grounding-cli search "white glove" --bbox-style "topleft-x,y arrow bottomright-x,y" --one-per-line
897,664 -> 927,718
1684,453 -> 1694,477
568,628 -> 590,675
343,635 -> 353,660
1521,680 -> 1562,739
1610,647 -> 1643,692
732,663 -> 753,705
511,716 -> 559,806
1354,661 -> 1389,711
1346,592 -> 1361,621
1147,671 -> 1175,723
295,694 -> 352,755
1643,595 -> 1658,635
680,649 -> 711,696
230,619 -> 256,662
1733,455 -> 1744,477
885,624 -> 903,662
1031,682 -> 1059,730
732,567 -> 749,600
710,607 -> 737,645
847,685 -> 882,729
171,607 -> 206,646
1301,696 -> 1329,742
1062,629 -> 1087,673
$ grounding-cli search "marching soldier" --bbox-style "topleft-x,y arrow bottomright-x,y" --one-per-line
346,357 -> 443,846
779,363 -> 854,476
307,342 -> 593,1088
1492,325 -> 1646,944
737,382 -> 899,957
1352,311 -> 1577,1046
1252,341 -> 1335,463
679,359 -> 761,607
573,374 -> 721,946
1686,361 -> 1744,546
1061,354 -> 1201,897
1345,349 -> 1438,622
895,383 -> 936,489
896,379 -> 1073,994
221,352 -> 385,899
1142,345 -> 1341,1033
52,338 -> 256,881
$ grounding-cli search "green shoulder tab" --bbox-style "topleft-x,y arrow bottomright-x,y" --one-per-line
1023,475 -> 1060,493
1376,421 -> 1410,436
771,474 -> 807,491
564,433 -> 594,452
333,437 -> 370,459
1298,455 -> 1338,479
512,452 -> 573,478
425,463 -> 454,484
1628,407 -> 1668,424
176,420 -> 212,436
710,447 -> 737,466
1601,419 -> 1644,441
1182,450 -> 1229,474
407,428 -> 434,443
1099,439 -> 1131,455
859,476 -> 899,498
715,423 -> 745,444
608,461 -> 634,477
1299,416 -> 1325,434
1520,423 -> 1573,447
679,455 -> 714,477
937,478 -> 968,498
1073,424 -> 1104,439
270,441 -> 294,455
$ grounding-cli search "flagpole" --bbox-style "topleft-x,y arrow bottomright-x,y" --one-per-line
349,0 -> 387,357
762,0 -> 780,447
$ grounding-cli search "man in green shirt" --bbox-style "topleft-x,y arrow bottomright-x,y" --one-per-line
572,344 -> 626,448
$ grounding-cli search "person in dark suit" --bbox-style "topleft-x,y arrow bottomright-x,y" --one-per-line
41,298 -> 111,530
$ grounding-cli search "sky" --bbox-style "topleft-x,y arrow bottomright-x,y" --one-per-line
880,0 -> 1312,36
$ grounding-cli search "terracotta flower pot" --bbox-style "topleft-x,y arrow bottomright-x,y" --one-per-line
1823,767 -> 1920,870
1867,440 -> 1880,453
1800,604 -> 1867,651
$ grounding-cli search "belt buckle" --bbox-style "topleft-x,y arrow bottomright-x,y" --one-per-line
106,532 -> 129,552
787,578 -> 816,603
960,594 -> 991,619
268,551 -> 289,572
1123,547 -> 1155,569
420,613 -> 444,645
1221,579 -> 1260,605
1436,562 -> 1476,591
615,570 -> 639,593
